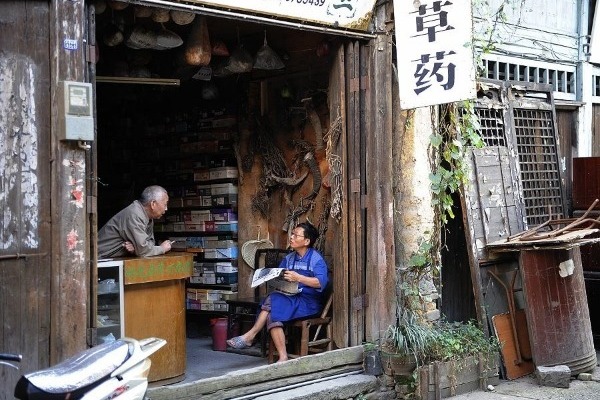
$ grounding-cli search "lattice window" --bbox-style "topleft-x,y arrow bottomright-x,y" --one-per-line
472,80 -> 564,228
512,108 -> 563,227
476,107 -> 506,147
481,57 -> 576,100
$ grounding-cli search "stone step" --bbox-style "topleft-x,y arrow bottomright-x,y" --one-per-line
251,373 -> 379,400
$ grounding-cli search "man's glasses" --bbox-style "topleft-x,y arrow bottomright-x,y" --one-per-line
290,232 -> 305,239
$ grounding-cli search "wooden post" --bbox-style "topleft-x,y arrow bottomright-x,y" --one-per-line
365,1 -> 396,344
50,1 -> 89,363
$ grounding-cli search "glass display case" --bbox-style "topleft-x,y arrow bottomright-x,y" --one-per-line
97,260 -> 124,342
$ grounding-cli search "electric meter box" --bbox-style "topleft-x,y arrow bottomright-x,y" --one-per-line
58,81 -> 94,141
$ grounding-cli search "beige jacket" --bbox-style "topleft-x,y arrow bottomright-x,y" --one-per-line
98,200 -> 165,258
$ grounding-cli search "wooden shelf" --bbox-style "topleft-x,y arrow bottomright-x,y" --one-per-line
156,231 -> 237,236
96,76 -> 180,86
168,203 -> 238,210
187,282 -> 238,291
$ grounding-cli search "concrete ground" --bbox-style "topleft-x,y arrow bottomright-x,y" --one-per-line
180,337 -> 267,382
451,352 -> 600,400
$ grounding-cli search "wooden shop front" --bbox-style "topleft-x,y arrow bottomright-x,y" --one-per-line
0,0 -> 398,394
91,0 -> 396,372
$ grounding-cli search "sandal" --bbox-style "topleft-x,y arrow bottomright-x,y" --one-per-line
227,336 -> 251,349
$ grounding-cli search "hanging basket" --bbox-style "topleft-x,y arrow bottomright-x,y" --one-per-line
241,227 -> 273,268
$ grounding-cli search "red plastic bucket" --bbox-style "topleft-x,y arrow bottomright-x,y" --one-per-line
210,317 -> 228,351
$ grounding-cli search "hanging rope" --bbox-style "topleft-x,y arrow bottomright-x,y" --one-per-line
251,117 -> 292,218
314,197 -> 331,254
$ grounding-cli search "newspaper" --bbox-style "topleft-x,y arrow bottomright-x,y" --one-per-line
251,268 -> 299,295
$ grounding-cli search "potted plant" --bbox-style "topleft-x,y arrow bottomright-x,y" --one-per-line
380,310 -> 435,376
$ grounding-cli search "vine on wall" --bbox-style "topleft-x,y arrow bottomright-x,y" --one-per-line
400,101 -> 484,311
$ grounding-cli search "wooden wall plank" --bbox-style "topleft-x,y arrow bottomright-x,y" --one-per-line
0,1 -> 52,394
330,45 -> 350,348
345,40 -> 362,346
555,109 -> 575,213
592,104 -> 600,157
365,3 -> 396,342
87,5 -> 99,339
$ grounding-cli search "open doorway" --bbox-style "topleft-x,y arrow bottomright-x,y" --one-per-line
93,3 -> 343,383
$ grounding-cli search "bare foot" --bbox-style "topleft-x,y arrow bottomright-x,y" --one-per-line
277,357 -> 288,363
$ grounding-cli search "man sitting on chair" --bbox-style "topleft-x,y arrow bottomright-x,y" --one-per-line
226,221 -> 329,362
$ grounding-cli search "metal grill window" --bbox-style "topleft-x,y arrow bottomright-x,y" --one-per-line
512,108 -> 563,226
482,58 -> 575,97
475,107 -> 506,147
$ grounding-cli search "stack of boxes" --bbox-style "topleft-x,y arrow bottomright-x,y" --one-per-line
186,287 -> 237,312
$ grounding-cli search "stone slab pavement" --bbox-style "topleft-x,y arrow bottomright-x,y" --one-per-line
451,360 -> 600,400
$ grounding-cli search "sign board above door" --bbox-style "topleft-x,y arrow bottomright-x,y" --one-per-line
185,0 -> 377,31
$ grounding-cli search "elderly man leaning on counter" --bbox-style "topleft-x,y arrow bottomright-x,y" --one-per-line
98,185 -> 172,258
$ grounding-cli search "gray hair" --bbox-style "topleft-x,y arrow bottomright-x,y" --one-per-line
140,185 -> 167,205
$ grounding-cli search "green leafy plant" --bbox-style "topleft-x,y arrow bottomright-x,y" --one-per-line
429,101 -> 483,225
383,310 -> 436,365
427,320 -> 500,363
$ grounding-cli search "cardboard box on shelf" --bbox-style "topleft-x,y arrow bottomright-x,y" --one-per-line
212,194 -> 237,207
183,197 -> 202,207
213,301 -> 229,312
204,239 -> 236,249
190,210 -> 211,223
215,221 -> 238,232
210,209 -> 237,222
193,169 -> 210,182
209,167 -> 238,180
190,273 -> 216,285
196,184 -> 212,196
210,183 -> 238,195
216,263 -> 237,273
183,185 -> 199,197
186,298 -> 202,310
184,222 -> 205,232
204,247 -> 238,259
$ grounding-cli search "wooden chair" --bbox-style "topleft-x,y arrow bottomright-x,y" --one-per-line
267,288 -> 333,363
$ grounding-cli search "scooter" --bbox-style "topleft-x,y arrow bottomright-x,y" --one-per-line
0,337 -> 166,400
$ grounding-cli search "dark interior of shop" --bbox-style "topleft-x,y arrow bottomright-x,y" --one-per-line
94,3 -> 336,380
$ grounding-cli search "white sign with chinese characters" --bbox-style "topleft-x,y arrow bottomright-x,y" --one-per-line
394,0 -> 476,109
187,0 -> 377,31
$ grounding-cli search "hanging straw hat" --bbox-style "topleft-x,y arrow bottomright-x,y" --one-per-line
241,226 -> 274,269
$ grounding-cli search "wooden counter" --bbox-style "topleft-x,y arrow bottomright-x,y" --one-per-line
122,252 -> 193,384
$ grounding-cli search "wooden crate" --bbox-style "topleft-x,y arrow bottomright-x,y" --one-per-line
416,354 -> 499,399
